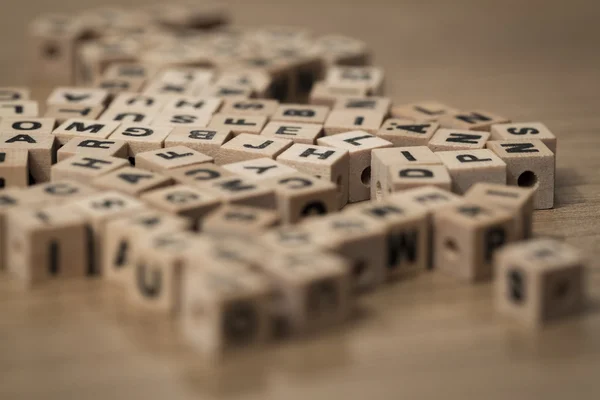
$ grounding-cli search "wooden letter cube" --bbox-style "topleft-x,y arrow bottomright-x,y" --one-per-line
490,122 -> 557,154
0,189 -> 40,270
51,154 -> 129,183
44,104 -> 104,124
377,119 -> 439,147
0,101 -> 39,117
52,118 -> 120,145
222,158 -> 298,181
428,129 -> 490,152
387,164 -> 452,195
109,124 -> 173,160
390,101 -> 459,122
486,139 -> 555,209
439,110 -> 510,131
317,131 -> 392,202
140,184 -> 221,224
0,149 -> 29,188
219,99 -> 280,117
271,104 -> 330,125
104,211 -> 191,285
46,87 -> 109,107
168,164 -> 236,187
433,201 -> 516,282
323,110 -> 385,135
370,147 -> 442,201
0,87 -> 30,102
72,191 -> 146,274
92,166 -> 173,196
215,133 -> 293,165
495,238 -> 586,328
207,114 -> 267,136
6,205 -> 92,286
164,127 -> 232,159
325,66 -> 384,95
151,109 -> 212,128
276,143 -> 349,208
202,205 -> 280,236
307,213 -> 387,292
0,132 -> 56,183
262,251 -> 352,335
135,146 -> 213,173
206,177 -> 276,209
25,180 -> 98,205
263,173 -> 338,223
349,199 -> 429,279
261,121 -> 323,144
465,183 -> 534,240
57,137 -> 128,161
0,117 -> 56,135
436,149 -> 506,194
334,96 -> 391,115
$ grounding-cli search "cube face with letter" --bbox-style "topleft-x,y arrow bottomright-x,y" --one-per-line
0,149 -> 29,188
495,239 -> 586,328
433,201 -> 515,282
436,149 -> 506,194
6,205 -> 93,286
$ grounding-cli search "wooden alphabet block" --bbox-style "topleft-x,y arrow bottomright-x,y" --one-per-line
260,225 -> 319,253
271,104 -> 330,125
92,166 -> 173,196
94,76 -> 146,96
76,38 -> 141,85
262,251 -> 352,335
71,191 -> 146,274
214,70 -> 273,99
371,147 -> 442,201
306,213 -> 387,292
309,81 -> 369,107
98,108 -> 156,125
103,210 -> 191,284
276,143 -> 350,208
348,199 -> 429,279
168,164 -> 236,187
222,158 -> 298,181
490,122 -> 557,154
206,177 -> 277,209
207,114 -> 268,136
143,79 -> 195,96
261,121 -> 323,144
51,154 -> 129,184
439,110 -> 510,132
433,200 -> 515,282
0,101 -> 39,117
28,14 -> 89,85
436,149 -> 506,194
0,87 -> 30,102
390,101 -> 459,122
44,104 -> 104,125
323,110 -> 385,135
164,127 -> 232,159
0,149 -> 29,188
0,132 -> 56,183
52,118 -> 121,145
161,96 -> 222,114
198,84 -> 253,99
6,205 -> 92,286
219,99 -> 279,117
392,186 -> 463,213
57,137 -> 128,162
103,63 -> 156,81
181,253 -> 272,358
46,87 -> 109,107
202,204 -> 280,236
140,184 -> 221,223
325,66 -> 384,95
428,129 -> 490,152
0,189 -> 41,270
151,110 -> 213,128
135,146 -> 213,173
313,34 -> 370,66
262,172 -> 338,223
130,231 -> 199,314
334,96 -> 391,116
109,124 -> 172,160
495,238 -> 586,328
317,131 -> 392,202
109,93 -> 168,112
486,139 -> 555,209
465,183 -> 535,240
387,164 -> 452,194
149,68 -> 215,94
215,133 -> 293,165
24,180 -> 98,205
376,119 -> 439,146
0,118 -> 55,135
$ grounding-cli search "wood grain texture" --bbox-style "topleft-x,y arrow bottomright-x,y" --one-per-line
1,0 -> 600,399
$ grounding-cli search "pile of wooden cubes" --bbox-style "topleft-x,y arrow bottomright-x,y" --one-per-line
0,4 -> 587,359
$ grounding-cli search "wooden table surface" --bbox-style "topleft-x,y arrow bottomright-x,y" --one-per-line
1,0 -> 600,399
